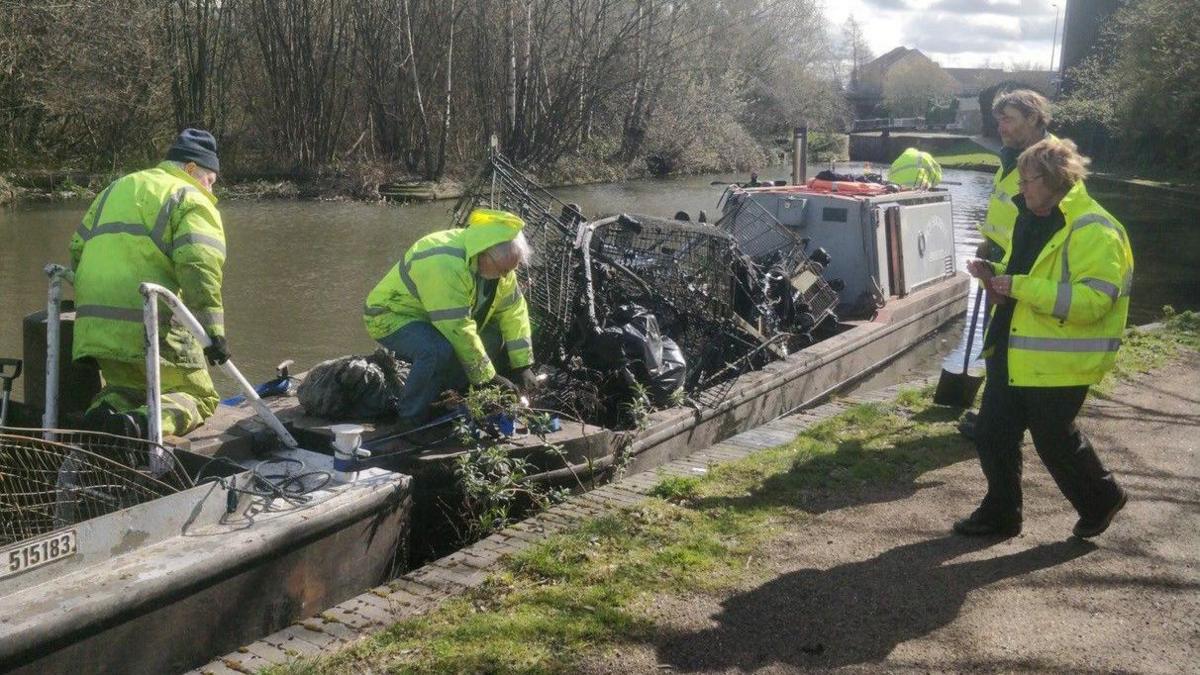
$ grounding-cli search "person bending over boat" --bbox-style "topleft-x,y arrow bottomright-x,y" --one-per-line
957,137 -> 1132,539
363,208 -> 538,428
70,129 -> 229,439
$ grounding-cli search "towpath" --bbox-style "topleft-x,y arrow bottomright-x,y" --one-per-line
196,348 -> 1199,674
587,352 -> 1200,673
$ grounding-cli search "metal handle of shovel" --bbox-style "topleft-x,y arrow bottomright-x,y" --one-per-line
962,284 -> 985,374
0,358 -> 21,427
138,283 -> 299,449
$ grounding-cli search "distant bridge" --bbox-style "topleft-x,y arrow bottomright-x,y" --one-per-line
850,118 -> 963,133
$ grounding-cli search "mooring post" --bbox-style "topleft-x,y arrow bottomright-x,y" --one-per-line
792,123 -> 808,185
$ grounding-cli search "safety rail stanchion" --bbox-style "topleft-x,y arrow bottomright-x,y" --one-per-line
43,264 -> 74,440
142,286 -> 164,446
137,283 -> 299,449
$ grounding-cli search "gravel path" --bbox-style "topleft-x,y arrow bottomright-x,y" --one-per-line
583,352 -> 1200,674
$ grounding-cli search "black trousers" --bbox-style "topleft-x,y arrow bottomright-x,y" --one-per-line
973,355 -> 1122,520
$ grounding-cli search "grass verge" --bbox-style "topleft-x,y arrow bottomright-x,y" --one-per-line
931,139 -> 999,170
269,311 -> 1198,675
1093,308 -> 1200,394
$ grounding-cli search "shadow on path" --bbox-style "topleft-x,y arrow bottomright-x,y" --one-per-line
694,427 -> 975,516
657,535 -> 1097,671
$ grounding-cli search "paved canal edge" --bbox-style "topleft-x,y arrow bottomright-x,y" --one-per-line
186,375 -> 942,675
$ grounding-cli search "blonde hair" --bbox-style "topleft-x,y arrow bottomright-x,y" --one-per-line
992,89 -> 1052,129
1018,137 -> 1091,195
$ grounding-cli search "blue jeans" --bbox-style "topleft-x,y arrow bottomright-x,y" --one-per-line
376,321 -> 506,421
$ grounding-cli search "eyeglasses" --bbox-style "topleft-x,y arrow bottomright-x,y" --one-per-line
1017,174 -> 1043,187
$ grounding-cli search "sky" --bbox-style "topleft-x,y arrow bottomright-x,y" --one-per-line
823,0 -> 1066,70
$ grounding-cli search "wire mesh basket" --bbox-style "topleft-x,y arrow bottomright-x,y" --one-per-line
580,215 -> 762,389
0,429 -> 194,547
716,188 -> 840,327
451,152 -> 841,422
454,152 -> 585,365
716,188 -> 810,272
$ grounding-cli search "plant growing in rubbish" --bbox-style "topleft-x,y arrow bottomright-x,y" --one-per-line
623,381 -> 653,430
440,383 -> 576,543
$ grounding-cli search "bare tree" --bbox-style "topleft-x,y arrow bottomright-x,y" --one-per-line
842,15 -> 873,92
161,0 -> 239,133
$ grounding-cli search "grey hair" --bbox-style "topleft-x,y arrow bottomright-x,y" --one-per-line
167,159 -> 217,182
992,89 -> 1052,129
487,232 -> 533,267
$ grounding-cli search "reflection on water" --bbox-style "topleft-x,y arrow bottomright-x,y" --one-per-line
1,167 -> 1194,399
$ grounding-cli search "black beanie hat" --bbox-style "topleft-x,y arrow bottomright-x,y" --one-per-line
165,128 -> 220,174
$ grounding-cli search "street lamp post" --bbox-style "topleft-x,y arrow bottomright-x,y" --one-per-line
1050,3 -> 1061,72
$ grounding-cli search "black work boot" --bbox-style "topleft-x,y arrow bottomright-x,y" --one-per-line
1073,488 -> 1128,538
82,404 -> 117,432
953,508 -> 1022,537
102,411 -> 144,440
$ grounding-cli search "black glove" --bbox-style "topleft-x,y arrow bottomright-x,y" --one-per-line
487,373 -> 519,394
514,366 -> 539,393
204,335 -> 231,366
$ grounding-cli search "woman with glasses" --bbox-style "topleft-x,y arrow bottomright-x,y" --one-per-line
958,136 -> 1134,539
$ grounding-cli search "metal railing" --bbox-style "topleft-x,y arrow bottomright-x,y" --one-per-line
41,264 -> 299,450
43,264 -> 74,440
137,283 -> 298,448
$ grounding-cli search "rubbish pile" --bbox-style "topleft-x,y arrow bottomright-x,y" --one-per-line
453,153 -> 842,427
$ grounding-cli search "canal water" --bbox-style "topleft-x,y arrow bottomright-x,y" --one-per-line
1,167 -> 1195,401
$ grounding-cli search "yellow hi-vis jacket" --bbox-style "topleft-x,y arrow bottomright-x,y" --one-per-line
981,133 -> 1058,256
989,180 -> 1134,387
363,209 -> 534,385
69,162 -> 226,369
888,148 -> 942,188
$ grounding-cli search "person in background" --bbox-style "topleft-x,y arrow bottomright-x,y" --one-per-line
959,89 -> 1057,440
363,208 -> 538,428
71,129 -> 229,438
957,137 -> 1132,539
888,147 -> 942,188
981,89 -> 1056,263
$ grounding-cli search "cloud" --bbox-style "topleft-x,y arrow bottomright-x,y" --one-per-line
1018,15 -> 1057,40
926,0 -> 1033,15
900,12 -> 1023,54
860,0 -> 912,9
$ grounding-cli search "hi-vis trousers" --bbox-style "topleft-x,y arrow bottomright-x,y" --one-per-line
88,358 -> 219,437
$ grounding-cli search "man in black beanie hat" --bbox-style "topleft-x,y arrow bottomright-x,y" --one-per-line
69,128 -> 231,439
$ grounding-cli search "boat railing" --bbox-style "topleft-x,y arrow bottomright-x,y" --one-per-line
42,264 -> 73,440
137,283 -> 298,448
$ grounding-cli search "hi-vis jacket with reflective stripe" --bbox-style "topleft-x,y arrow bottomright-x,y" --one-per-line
69,162 -> 226,370
363,209 -> 533,385
888,148 -> 942,188
989,180 -> 1133,387
981,133 -> 1058,255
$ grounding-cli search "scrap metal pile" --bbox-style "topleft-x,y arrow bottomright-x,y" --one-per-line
453,154 -> 841,425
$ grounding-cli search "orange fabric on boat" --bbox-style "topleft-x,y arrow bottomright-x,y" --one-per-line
804,178 -> 890,196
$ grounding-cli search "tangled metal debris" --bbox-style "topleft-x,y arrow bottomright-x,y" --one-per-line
453,153 -> 841,425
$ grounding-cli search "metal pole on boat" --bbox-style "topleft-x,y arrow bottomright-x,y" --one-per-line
792,123 -> 808,186
138,283 -> 300,449
142,286 -> 164,446
42,264 -> 73,439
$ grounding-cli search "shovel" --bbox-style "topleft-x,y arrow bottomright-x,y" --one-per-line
0,358 -> 21,426
933,285 -> 985,407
